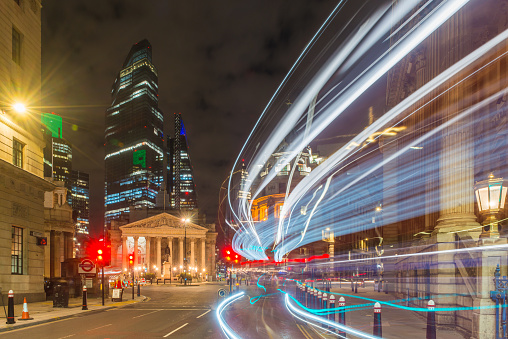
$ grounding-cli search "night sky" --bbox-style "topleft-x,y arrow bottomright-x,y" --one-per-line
41,0 -> 339,235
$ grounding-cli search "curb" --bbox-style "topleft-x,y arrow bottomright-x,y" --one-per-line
0,296 -> 147,333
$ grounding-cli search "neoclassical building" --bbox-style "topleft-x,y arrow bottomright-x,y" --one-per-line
109,213 -> 217,279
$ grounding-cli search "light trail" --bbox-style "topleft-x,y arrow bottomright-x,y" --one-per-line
216,292 -> 245,339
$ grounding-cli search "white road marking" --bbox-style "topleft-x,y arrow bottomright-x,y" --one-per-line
87,323 -> 112,331
163,323 -> 188,337
57,335 -> 75,339
112,308 -> 209,311
196,309 -> 211,318
133,310 -> 160,318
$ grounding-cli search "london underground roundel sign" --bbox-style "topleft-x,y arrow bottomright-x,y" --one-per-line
79,259 -> 95,273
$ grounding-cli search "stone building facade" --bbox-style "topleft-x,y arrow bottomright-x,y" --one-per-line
0,0 -> 51,303
109,213 -> 217,280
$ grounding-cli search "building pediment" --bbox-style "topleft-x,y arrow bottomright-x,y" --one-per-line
119,213 -> 209,233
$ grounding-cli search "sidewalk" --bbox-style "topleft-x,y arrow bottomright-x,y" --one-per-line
0,293 -> 147,332
319,282 -> 466,339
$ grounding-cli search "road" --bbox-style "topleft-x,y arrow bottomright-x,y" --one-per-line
0,281 -> 329,338
0,283 -> 224,339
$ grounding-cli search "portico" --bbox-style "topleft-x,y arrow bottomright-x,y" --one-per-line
113,213 -> 215,279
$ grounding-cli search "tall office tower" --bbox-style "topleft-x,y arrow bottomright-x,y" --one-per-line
172,113 -> 198,210
105,39 -> 164,224
41,112 -> 73,194
70,170 -> 90,234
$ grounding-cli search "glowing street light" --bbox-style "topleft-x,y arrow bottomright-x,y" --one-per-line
475,173 -> 508,238
12,102 -> 26,113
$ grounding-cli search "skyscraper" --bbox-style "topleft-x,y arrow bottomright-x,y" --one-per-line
70,170 -> 90,234
41,112 -> 73,194
105,39 -> 164,223
172,113 -> 198,210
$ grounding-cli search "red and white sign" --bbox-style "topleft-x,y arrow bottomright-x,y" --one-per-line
78,259 -> 96,274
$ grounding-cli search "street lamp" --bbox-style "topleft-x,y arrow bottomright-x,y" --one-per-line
475,173 -> 508,238
182,218 -> 190,285
12,103 -> 26,113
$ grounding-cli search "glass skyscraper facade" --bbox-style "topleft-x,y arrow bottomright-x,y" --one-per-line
70,170 -> 89,234
105,39 -> 164,223
172,114 -> 198,210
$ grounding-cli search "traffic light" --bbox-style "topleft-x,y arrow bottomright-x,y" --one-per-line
223,247 -> 241,263
128,254 -> 134,269
96,248 -> 104,266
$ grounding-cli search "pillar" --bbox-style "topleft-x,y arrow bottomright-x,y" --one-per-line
133,236 -> 139,267
156,237 -> 162,277
44,230 -> 51,278
179,237 -> 184,268
53,231 -> 61,277
201,238 -> 206,272
122,236 -> 127,273
167,237 -> 173,267
146,237 -> 151,272
190,238 -> 195,268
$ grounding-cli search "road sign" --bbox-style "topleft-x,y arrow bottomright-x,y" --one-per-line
78,259 -> 96,275
218,288 -> 227,298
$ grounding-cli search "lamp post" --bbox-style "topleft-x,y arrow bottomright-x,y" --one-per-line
182,218 -> 190,285
475,174 -> 508,238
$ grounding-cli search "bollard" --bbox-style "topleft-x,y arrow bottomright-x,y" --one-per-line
328,295 -> 335,328
317,291 -> 322,312
426,300 -> 436,339
137,282 -> 141,297
354,281 -> 358,294
322,293 -> 328,321
82,286 -> 88,310
351,280 -> 354,292
338,297 -> 346,337
6,290 -> 15,324
373,302 -> 382,337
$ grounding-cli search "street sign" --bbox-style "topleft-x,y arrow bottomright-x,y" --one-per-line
218,288 -> 227,298
78,259 -> 96,275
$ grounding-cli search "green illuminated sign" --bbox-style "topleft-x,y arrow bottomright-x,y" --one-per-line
133,150 -> 146,168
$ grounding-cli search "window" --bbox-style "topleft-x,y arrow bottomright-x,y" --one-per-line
12,27 -> 21,65
11,226 -> 23,275
12,139 -> 24,168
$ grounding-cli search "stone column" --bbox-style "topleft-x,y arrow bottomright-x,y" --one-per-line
146,237 -> 151,272
201,238 -> 206,272
44,230 -> 51,278
156,237 -> 162,277
167,237 -> 173,266
122,236 -> 127,273
179,237 -> 184,267
133,236 -> 139,267
190,238 -> 195,268
53,231 -> 61,277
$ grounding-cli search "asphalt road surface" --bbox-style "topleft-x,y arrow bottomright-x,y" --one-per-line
0,282 -> 328,338
0,283 -> 224,339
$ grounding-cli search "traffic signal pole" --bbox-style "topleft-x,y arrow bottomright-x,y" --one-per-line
132,268 -> 135,300
102,265 -> 105,306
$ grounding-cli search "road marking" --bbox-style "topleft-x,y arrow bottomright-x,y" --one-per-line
133,310 -> 160,318
163,323 -> 188,337
196,309 -> 211,318
112,308 -> 209,311
296,324 -> 312,339
57,335 -> 75,339
88,324 -> 112,331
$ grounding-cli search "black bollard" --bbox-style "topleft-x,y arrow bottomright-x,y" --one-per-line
6,290 -> 15,324
354,281 -> 358,294
426,300 -> 436,339
351,280 -> 354,292
317,291 -> 322,312
137,282 -> 141,297
328,295 -> 335,328
338,297 -> 346,337
322,293 -> 328,321
373,302 -> 382,337
82,286 -> 88,310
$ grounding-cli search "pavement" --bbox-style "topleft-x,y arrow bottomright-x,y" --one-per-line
0,292 -> 147,333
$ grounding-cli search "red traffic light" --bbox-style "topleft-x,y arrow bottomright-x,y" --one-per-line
129,254 -> 134,265
97,248 -> 103,261
36,237 -> 47,246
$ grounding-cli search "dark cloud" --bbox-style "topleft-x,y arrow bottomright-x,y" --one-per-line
41,0 -> 338,233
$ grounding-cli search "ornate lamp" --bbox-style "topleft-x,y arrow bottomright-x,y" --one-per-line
475,174 -> 507,238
